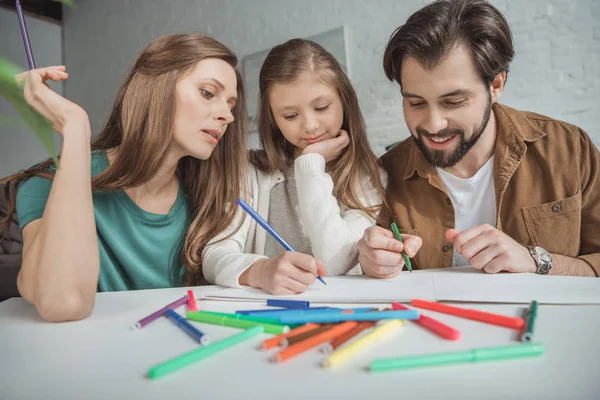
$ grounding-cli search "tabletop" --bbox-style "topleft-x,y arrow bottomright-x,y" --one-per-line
1,282 -> 599,400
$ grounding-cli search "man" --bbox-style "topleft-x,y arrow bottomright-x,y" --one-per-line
358,0 -> 600,278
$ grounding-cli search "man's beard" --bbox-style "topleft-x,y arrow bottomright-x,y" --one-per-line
412,94 -> 492,168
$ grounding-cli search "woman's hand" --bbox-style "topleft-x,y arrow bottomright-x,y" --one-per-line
17,66 -> 90,137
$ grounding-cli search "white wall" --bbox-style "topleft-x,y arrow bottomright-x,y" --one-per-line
62,0 -> 600,155
0,7 -> 63,178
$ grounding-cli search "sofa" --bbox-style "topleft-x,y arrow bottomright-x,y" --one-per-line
0,183 -> 22,302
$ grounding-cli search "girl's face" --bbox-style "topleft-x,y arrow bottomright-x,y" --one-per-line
268,72 -> 344,150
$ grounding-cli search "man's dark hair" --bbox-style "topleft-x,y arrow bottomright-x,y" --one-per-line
383,0 -> 515,87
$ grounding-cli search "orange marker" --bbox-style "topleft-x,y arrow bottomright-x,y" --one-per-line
187,290 -> 198,312
272,321 -> 358,363
281,324 -> 335,348
261,323 -> 320,350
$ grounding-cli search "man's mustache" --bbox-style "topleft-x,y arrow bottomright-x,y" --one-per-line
416,127 -> 464,140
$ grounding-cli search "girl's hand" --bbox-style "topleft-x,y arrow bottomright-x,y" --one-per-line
241,252 -> 327,295
302,129 -> 350,162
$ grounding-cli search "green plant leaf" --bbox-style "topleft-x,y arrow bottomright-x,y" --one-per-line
0,58 -> 59,167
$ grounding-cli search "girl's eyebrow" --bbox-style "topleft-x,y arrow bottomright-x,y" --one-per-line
275,95 -> 332,112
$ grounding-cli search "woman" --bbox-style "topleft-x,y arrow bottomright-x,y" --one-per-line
1,34 -> 247,321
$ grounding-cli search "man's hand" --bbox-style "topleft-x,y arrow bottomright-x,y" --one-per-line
446,225 -> 536,273
357,226 -> 422,279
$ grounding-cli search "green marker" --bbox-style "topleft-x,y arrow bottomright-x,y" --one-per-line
186,311 -> 290,334
521,300 -> 538,342
203,311 -> 301,329
391,222 -> 412,272
196,310 -> 282,325
148,325 -> 263,379
370,343 -> 545,372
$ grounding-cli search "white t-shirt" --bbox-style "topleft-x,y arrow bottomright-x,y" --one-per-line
437,156 -> 497,266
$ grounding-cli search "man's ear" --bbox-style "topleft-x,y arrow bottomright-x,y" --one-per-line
490,71 -> 506,104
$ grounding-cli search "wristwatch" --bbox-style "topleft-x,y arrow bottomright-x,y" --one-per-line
528,246 -> 553,275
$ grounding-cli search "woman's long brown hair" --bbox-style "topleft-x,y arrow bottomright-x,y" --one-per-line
1,33 -> 248,285
251,38 -> 385,219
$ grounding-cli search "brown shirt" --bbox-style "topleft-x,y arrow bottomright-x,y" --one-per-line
378,103 -> 600,276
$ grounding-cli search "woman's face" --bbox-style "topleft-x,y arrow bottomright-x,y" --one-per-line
171,58 -> 238,160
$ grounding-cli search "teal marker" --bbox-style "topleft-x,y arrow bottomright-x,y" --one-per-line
521,300 -> 538,342
370,343 -> 545,372
391,222 -> 412,272
278,310 -> 419,325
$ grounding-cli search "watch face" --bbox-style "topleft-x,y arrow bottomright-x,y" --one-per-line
537,248 -> 552,262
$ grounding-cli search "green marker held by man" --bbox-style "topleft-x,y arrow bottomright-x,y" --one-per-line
391,222 -> 412,273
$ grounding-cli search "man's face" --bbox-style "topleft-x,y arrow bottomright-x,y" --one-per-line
400,44 -> 494,168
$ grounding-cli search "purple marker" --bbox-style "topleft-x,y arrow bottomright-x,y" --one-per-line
236,306 -> 333,315
15,0 -> 36,69
131,295 -> 188,330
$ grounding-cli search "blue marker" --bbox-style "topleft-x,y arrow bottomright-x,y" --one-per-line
165,309 -> 209,345
237,198 -> 326,285
267,299 -> 310,308
277,310 -> 420,325
237,306 -> 333,315
241,307 -> 373,319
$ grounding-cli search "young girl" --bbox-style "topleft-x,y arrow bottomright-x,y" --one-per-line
203,39 -> 386,295
1,34 -> 248,321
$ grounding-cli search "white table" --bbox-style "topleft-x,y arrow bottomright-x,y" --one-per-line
1,285 -> 600,400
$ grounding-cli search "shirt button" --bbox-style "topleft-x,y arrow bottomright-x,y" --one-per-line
443,244 -> 452,252
552,203 -> 561,212
446,198 -> 451,205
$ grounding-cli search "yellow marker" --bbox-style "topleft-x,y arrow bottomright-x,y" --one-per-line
322,320 -> 405,369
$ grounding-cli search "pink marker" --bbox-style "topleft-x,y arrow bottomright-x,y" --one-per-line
392,302 -> 461,340
187,290 -> 198,312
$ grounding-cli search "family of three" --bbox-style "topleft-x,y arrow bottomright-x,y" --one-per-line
2,0 -> 598,322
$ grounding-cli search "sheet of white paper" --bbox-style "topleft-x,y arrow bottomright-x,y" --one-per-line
204,267 -> 600,305
204,271 -> 437,303
432,267 -> 600,304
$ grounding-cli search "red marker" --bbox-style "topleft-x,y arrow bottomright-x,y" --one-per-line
411,299 -> 524,330
187,290 -> 198,312
392,302 -> 461,340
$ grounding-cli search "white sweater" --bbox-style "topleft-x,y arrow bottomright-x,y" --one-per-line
202,153 -> 385,288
